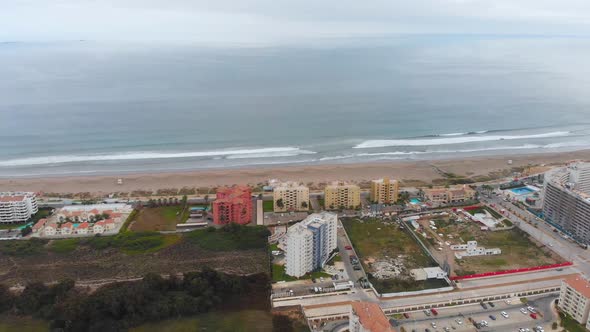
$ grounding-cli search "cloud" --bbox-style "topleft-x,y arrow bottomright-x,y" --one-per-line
2,0 -> 590,44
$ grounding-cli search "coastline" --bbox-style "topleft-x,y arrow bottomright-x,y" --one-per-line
1,149 -> 590,195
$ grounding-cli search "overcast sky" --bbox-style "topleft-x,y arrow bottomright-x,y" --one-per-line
3,0 -> 590,45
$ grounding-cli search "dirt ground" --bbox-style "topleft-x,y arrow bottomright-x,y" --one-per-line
0,240 -> 268,287
415,212 -> 562,276
129,206 -> 184,232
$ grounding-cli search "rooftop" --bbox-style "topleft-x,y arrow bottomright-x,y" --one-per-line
351,301 -> 395,332
563,274 -> 590,299
0,196 -> 26,202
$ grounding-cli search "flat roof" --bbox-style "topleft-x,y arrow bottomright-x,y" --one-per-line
563,274 -> 590,299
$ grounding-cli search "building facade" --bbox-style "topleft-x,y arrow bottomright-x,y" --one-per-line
0,192 -> 38,224
543,163 -> 590,244
369,178 -> 399,204
324,182 -> 361,210
273,182 -> 310,212
285,212 -> 338,277
212,186 -> 252,225
558,275 -> 590,325
424,185 -> 476,205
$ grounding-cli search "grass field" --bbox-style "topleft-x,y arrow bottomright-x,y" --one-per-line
0,315 -> 47,332
342,218 -> 440,293
130,310 -> 308,332
129,206 -> 188,232
424,216 -> 562,276
0,224 -> 270,286
263,200 -> 274,212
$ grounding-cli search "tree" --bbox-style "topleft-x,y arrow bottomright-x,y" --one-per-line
301,201 -> 308,209
21,226 -> 32,237
276,199 -> 284,209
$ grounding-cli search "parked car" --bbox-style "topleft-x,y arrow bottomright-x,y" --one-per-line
430,308 -> 438,316
520,308 -> 528,314
488,301 -> 495,308
344,245 -> 352,250
431,322 -> 437,329
480,302 -> 488,309
527,306 -> 537,313
530,313 -> 538,320
403,313 -> 410,319
455,318 -> 463,325
489,315 -> 496,320
501,311 -> 509,318
423,309 -> 431,316
504,299 -> 512,304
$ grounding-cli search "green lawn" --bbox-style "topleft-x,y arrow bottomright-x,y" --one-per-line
263,200 -> 274,212
560,312 -> 587,332
272,264 -> 331,282
49,238 -> 79,254
159,206 -> 189,223
85,232 -> 181,255
0,238 -> 48,256
0,315 -> 47,332
185,224 -> 270,251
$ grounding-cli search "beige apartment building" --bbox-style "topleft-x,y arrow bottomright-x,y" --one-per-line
369,178 -> 399,204
558,274 -> 590,325
273,182 -> 310,212
324,182 -> 361,210
424,185 -> 476,205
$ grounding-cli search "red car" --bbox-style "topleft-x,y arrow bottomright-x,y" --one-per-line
530,313 -> 537,319
431,308 -> 438,316
403,313 -> 410,319
344,245 -> 352,250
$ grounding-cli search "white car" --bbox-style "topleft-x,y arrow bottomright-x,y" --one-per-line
431,322 -> 437,328
455,318 -> 463,325
520,308 -> 528,314
501,311 -> 509,318
528,306 -> 537,313
504,299 -> 512,304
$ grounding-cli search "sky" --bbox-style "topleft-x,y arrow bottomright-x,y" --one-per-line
2,0 -> 590,45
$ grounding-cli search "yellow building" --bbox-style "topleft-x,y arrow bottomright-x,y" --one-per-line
424,185 -> 476,205
369,178 -> 399,204
273,182 -> 310,212
324,182 -> 361,210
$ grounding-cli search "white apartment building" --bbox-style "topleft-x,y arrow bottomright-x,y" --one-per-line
273,182 -> 310,212
558,274 -> 590,325
284,212 -> 338,277
0,192 -> 38,224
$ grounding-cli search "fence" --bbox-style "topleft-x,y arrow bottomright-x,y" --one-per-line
451,262 -> 573,281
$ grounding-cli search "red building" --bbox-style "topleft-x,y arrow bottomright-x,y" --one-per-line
212,186 -> 252,225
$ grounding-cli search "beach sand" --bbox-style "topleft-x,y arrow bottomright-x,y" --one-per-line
1,150 -> 589,196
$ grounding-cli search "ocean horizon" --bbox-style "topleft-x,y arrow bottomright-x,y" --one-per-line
1,35 -> 590,177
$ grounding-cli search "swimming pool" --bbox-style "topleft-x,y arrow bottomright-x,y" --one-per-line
510,187 -> 534,195
410,198 -> 421,204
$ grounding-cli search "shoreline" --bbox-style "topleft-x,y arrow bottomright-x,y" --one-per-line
1,149 -> 590,195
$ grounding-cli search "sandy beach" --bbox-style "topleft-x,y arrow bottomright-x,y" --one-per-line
1,150 -> 590,196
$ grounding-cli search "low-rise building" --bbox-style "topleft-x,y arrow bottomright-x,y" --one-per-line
349,301 -> 396,332
425,185 -> 476,205
370,178 -> 399,204
0,192 -> 38,224
558,274 -> 590,325
93,221 -> 105,234
32,218 -> 47,233
451,240 -> 501,259
60,222 -> 73,235
76,222 -> 91,234
324,182 -> 361,210
44,223 -> 58,236
273,182 -> 310,212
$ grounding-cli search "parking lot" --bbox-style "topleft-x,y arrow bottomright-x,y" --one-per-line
393,295 -> 557,332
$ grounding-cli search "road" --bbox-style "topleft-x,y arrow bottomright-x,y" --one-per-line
481,193 -> 590,277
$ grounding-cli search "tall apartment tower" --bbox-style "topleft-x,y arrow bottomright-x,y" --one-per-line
324,182 -> 361,210
272,182 -> 310,212
369,177 -> 399,204
0,192 -> 38,224
284,212 -> 338,277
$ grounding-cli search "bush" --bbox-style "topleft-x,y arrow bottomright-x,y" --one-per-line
186,224 -> 270,251
0,238 -> 48,256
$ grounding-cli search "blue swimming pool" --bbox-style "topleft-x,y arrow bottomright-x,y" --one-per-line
510,187 -> 534,195
410,198 -> 421,204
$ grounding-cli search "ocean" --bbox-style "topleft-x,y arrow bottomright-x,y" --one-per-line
1,35 -> 590,177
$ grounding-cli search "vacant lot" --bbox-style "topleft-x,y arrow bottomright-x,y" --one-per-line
417,214 -> 562,276
342,218 -> 442,293
0,225 -> 270,286
129,206 -> 189,232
